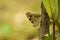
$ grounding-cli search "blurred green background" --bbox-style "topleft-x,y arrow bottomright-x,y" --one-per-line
0,0 -> 41,40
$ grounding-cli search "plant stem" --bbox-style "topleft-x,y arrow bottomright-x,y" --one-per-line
52,16 -> 56,40
47,0 -> 56,40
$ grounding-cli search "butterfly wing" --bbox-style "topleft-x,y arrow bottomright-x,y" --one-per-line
26,12 -> 41,27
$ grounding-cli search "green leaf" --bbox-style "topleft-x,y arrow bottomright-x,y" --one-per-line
45,37 -> 49,40
43,0 -> 58,20
44,35 -> 53,40
56,33 -> 60,40
55,0 -> 60,31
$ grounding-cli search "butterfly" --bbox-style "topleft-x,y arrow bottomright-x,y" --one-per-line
26,12 -> 41,27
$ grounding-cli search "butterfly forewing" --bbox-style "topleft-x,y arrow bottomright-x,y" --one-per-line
26,12 -> 41,27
